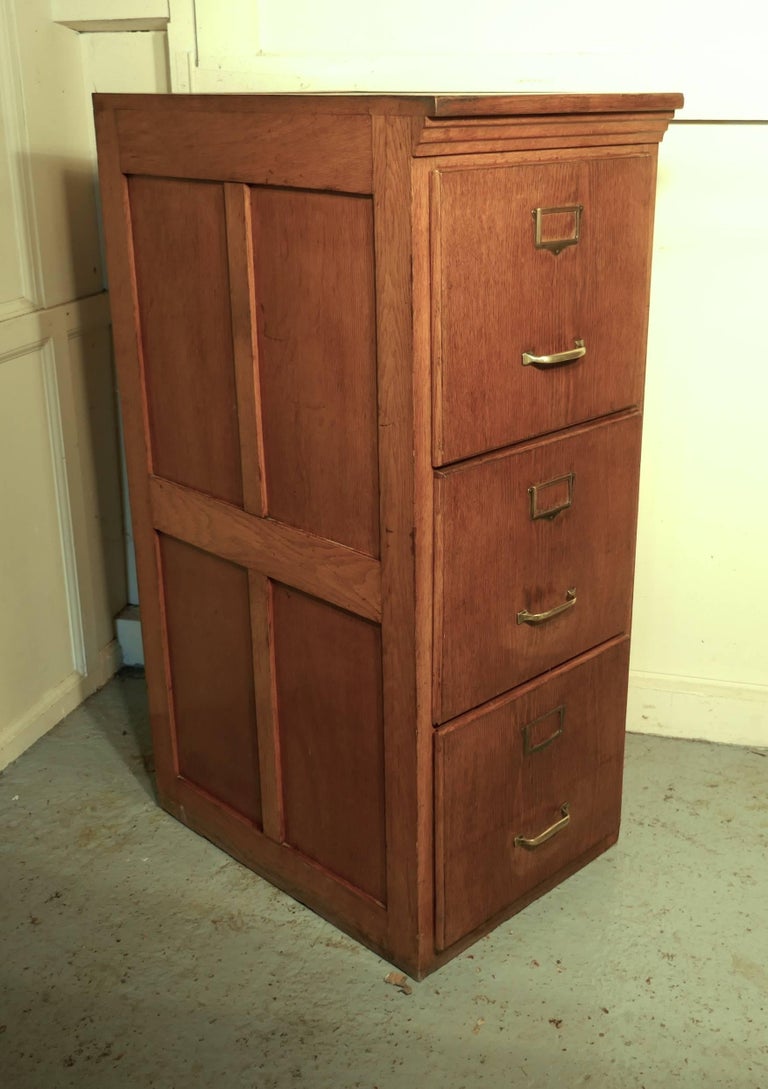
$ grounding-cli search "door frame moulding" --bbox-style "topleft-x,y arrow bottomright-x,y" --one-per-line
0,295 -> 113,684
40,332 -> 88,677
0,294 -> 120,772
0,327 -> 86,678
0,0 -> 44,320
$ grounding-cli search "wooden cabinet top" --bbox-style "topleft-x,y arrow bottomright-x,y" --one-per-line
94,91 -> 683,119
94,91 -> 683,184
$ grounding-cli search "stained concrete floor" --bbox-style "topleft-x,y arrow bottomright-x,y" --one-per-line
0,672 -> 766,1089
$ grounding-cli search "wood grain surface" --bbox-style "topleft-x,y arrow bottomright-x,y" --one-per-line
95,90 -> 681,977
273,585 -> 387,904
252,188 -> 380,556
115,107 -> 373,193
434,412 -> 643,721
433,153 -> 656,463
159,535 -> 262,825
435,637 -> 630,950
129,176 -> 244,505
149,476 -> 382,623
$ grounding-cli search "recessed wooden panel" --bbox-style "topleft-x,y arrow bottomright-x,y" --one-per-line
435,638 -> 630,951
129,176 -> 244,505
252,188 -> 380,556
159,534 -> 261,825
434,154 -> 655,463
272,585 -> 386,903
435,413 -> 642,722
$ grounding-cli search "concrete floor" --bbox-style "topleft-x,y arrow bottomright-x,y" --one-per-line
1,672 -> 766,1089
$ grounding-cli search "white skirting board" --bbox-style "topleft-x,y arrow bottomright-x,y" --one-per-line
115,605 -> 144,668
627,672 -> 768,750
0,640 -> 122,772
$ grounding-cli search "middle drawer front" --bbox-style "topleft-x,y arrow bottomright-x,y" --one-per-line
434,411 -> 642,723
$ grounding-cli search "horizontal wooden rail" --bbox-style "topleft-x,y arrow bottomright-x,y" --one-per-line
149,476 -> 382,622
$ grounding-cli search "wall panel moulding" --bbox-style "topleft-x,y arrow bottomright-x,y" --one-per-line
52,1 -> 170,33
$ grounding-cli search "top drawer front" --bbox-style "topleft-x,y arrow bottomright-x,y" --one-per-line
433,154 -> 656,464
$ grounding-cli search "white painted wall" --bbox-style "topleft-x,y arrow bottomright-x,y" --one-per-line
164,0 -> 767,119
29,1 -> 767,751
628,122 -> 768,746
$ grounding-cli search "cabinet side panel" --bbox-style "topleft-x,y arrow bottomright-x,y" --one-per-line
252,189 -> 380,557
272,585 -> 386,904
129,176 -> 244,506
159,534 -> 262,826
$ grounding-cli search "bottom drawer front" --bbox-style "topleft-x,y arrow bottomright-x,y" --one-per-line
435,638 -> 630,951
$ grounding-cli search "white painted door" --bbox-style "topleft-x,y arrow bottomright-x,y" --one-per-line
0,0 -> 124,767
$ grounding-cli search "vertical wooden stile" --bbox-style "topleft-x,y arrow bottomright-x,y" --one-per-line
223,182 -> 284,842
412,155 -> 441,966
93,102 -> 177,796
223,182 -> 268,517
248,572 -> 284,843
373,115 -> 435,974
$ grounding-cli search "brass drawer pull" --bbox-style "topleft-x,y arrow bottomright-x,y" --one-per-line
522,338 -> 586,368
517,588 -> 576,626
515,803 -> 570,850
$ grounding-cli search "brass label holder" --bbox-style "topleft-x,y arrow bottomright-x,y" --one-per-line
532,204 -> 583,255
529,471 -> 575,521
522,704 -> 566,755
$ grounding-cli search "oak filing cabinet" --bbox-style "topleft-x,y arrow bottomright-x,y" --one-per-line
95,91 -> 682,977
